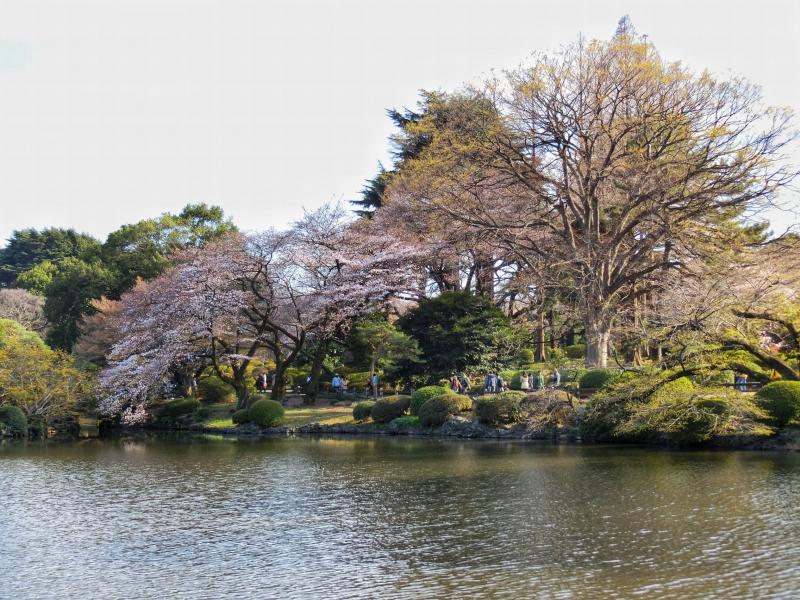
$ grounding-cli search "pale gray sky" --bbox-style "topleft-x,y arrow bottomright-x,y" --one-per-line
0,0 -> 798,244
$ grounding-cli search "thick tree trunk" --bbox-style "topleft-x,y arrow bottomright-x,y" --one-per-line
271,365 -> 288,401
305,344 -> 327,405
585,312 -> 611,368
234,380 -> 250,409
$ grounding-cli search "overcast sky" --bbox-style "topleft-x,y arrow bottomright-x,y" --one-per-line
0,0 -> 798,244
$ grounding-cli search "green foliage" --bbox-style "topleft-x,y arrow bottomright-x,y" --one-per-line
618,387 -> 770,445
397,291 -> 520,382
16,260 -> 58,295
232,409 -> 251,424
0,227 -> 101,287
352,400 -> 376,422
43,257 -> 114,351
102,203 -> 235,297
160,398 -> 201,418
249,399 -> 285,427
450,394 -> 473,412
197,376 -> 236,403
579,368 -> 623,389
580,370 -> 680,439
196,407 -> 210,419
0,321 -> 92,421
756,382 -> 800,427
409,385 -> 450,415
418,394 -> 462,427
389,415 -> 420,428
349,314 -> 420,375
516,348 -> 535,364
0,405 -> 28,437
370,395 -> 410,424
474,392 -> 524,425
564,344 -> 586,359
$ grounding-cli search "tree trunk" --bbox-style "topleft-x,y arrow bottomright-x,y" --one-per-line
585,312 -> 611,368
305,343 -> 327,405
535,313 -> 547,362
271,365 -> 288,401
233,380 -> 250,409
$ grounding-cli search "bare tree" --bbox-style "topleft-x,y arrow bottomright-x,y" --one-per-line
0,288 -> 47,334
387,25 -> 796,366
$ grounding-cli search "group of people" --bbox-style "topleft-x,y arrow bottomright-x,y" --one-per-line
449,372 -> 471,393
482,369 -> 561,393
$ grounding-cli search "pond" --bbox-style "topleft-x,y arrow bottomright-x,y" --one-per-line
1,435 -> 798,599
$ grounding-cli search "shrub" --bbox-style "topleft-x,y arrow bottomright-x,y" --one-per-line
451,394 -> 473,412
617,387 -> 769,445
389,415 -> 420,428
474,392 -> 524,425
160,398 -> 201,418
756,381 -> 800,427
565,344 -> 586,359
196,407 -> 210,419
352,401 -> 376,422
371,396 -> 411,424
418,394 -> 462,427
579,368 -> 622,389
249,399 -> 285,427
410,386 -> 450,415
232,409 -> 251,424
516,348 -> 535,364
197,376 -> 236,403
0,405 -> 28,437
581,372 -> 692,439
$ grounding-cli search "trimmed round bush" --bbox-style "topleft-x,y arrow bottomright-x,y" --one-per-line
196,407 -> 210,419
232,409 -> 251,424
475,392 -> 524,425
249,399 -> 285,427
451,394 -> 473,412
565,344 -> 587,359
0,405 -> 28,437
197,376 -> 236,403
352,400 -> 376,422
756,381 -> 800,427
371,396 -> 411,424
579,368 -> 622,390
410,386 -> 450,415
651,376 -> 695,401
418,394 -> 462,428
160,398 -> 201,418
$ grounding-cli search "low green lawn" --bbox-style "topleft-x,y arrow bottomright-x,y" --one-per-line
199,402 -> 354,429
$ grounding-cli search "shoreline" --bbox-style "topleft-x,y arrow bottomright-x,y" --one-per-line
108,417 -> 800,452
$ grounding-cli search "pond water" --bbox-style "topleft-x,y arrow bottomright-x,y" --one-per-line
1,435 -> 799,599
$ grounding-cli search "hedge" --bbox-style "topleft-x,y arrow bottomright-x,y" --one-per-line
352,401 -> 376,422
0,405 -> 28,437
418,394 -> 462,428
371,396 -> 411,424
232,409 -> 251,424
249,399 -> 285,427
160,398 -> 201,418
756,381 -> 800,427
474,392 -> 524,425
579,368 -> 622,389
410,386 -> 450,415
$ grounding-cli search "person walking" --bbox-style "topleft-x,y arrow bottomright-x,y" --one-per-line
520,371 -> 530,392
536,371 -> 545,390
331,373 -> 342,398
458,372 -> 471,393
551,368 -> 561,387
450,373 -> 461,393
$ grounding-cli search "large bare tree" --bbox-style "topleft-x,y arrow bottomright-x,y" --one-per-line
386,22 -> 796,366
